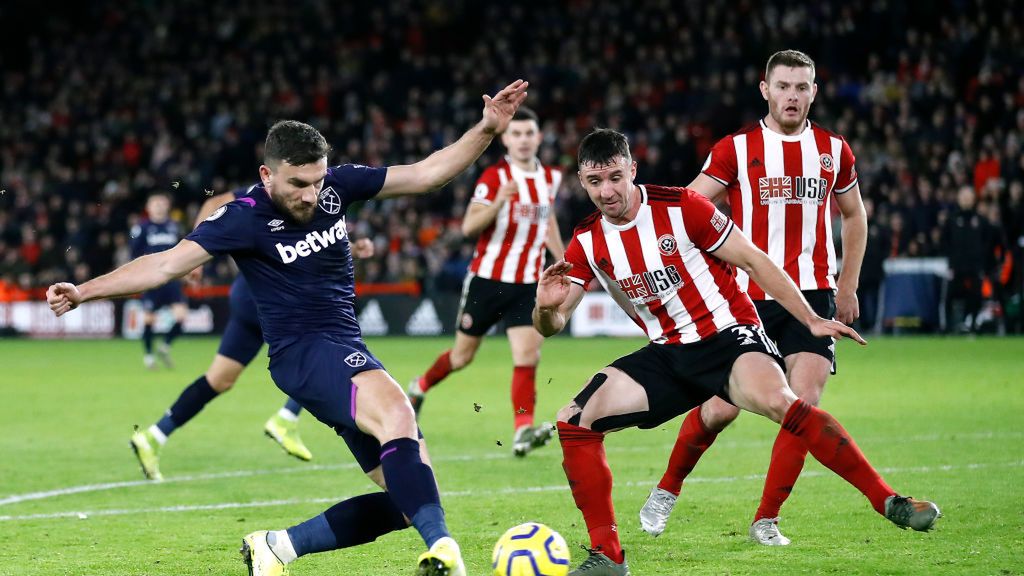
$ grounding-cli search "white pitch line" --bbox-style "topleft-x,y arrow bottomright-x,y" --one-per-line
2,429 -> 1020,507
1,460 -> 1021,523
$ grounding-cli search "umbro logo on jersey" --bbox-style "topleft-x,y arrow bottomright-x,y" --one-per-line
750,157 -> 763,168
275,218 -> 347,264
267,219 -> 285,232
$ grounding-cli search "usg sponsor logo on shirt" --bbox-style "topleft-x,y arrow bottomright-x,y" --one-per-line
275,218 -> 347,263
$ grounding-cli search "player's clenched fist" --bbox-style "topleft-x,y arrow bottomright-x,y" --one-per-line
536,260 -> 573,310
47,282 -> 83,317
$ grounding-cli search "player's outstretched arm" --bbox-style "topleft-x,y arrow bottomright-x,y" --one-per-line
532,260 -> 584,337
714,231 -> 866,345
378,79 -> 529,198
46,240 -> 213,317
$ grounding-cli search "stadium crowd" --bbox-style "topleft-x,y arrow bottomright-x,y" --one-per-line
1,0 -> 1021,330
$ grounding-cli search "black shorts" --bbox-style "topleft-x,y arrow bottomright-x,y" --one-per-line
457,274 -> 536,337
754,289 -> 837,371
596,325 -> 784,430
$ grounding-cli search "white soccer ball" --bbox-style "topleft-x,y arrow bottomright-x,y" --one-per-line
492,522 -> 571,576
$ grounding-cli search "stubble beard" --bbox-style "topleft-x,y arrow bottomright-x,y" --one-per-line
270,190 -> 316,224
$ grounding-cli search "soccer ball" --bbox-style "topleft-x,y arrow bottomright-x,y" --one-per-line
492,522 -> 571,576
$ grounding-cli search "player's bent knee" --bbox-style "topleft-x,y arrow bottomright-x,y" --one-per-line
760,391 -> 795,423
206,376 -> 236,393
556,402 -> 581,424
702,401 -> 740,432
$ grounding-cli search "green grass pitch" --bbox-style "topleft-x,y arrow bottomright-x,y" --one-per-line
2,336 -> 1022,575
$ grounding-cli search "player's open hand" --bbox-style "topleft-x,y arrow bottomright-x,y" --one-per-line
351,238 -> 375,259
809,316 -> 866,345
481,79 -> 529,135
46,282 -> 82,317
536,260 -> 573,310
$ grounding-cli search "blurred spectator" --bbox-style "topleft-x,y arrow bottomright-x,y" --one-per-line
943,186 -> 995,332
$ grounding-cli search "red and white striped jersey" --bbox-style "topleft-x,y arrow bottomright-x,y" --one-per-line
702,119 -> 858,299
468,157 -> 562,283
565,185 -> 760,345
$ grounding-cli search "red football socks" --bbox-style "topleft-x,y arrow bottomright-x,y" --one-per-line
557,422 -> 623,564
657,407 -> 719,496
420,350 -> 453,392
754,427 -> 808,521
783,399 -> 895,514
511,365 -> 537,429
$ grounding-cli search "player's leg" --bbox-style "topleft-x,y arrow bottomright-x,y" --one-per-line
130,353 -> 245,481
750,351 -> 829,539
164,301 -> 187,345
750,289 -> 836,543
640,397 -> 738,536
154,284 -> 186,368
141,306 -> 157,369
507,318 -> 551,456
256,437 -> 428,573
557,367 -> 648,574
727,350 -> 940,532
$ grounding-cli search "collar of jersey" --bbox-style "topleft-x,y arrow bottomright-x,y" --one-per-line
760,118 -> 811,142
600,184 -> 648,232
504,155 -> 543,176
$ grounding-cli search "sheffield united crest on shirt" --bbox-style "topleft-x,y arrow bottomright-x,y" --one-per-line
657,234 -> 677,256
819,153 -> 835,172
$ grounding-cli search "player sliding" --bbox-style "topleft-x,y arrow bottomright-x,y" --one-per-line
408,106 -> 564,457
129,187 -> 377,481
534,129 -> 940,575
47,78 -> 529,576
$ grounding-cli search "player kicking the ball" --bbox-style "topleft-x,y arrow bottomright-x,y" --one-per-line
48,79 -> 529,576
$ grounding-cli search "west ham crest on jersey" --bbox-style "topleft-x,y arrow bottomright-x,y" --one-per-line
318,186 -> 342,215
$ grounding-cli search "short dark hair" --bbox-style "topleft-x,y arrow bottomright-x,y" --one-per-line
512,106 -> 539,124
265,120 -> 331,167
765,49 -> 816,82
578,129 -> 631,167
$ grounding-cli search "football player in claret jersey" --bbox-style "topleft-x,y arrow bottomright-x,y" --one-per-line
128,186 -> 377,481
534,129 -> 939,575
641,50 -> 876,546
130,192 -> 187,369
407,106 -> 565,457
47,79 -> 529,576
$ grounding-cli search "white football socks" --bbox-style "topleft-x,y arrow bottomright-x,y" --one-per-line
277,407 -> 299,422
147,425 -> 168,446
267,530 -> 297,564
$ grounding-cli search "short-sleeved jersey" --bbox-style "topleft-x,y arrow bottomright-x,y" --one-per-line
564,185 -> 759,345
701,119 -> 858,299
468,157 -> 561,284
130,219 -> 182,258
185,164 -> 387,355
